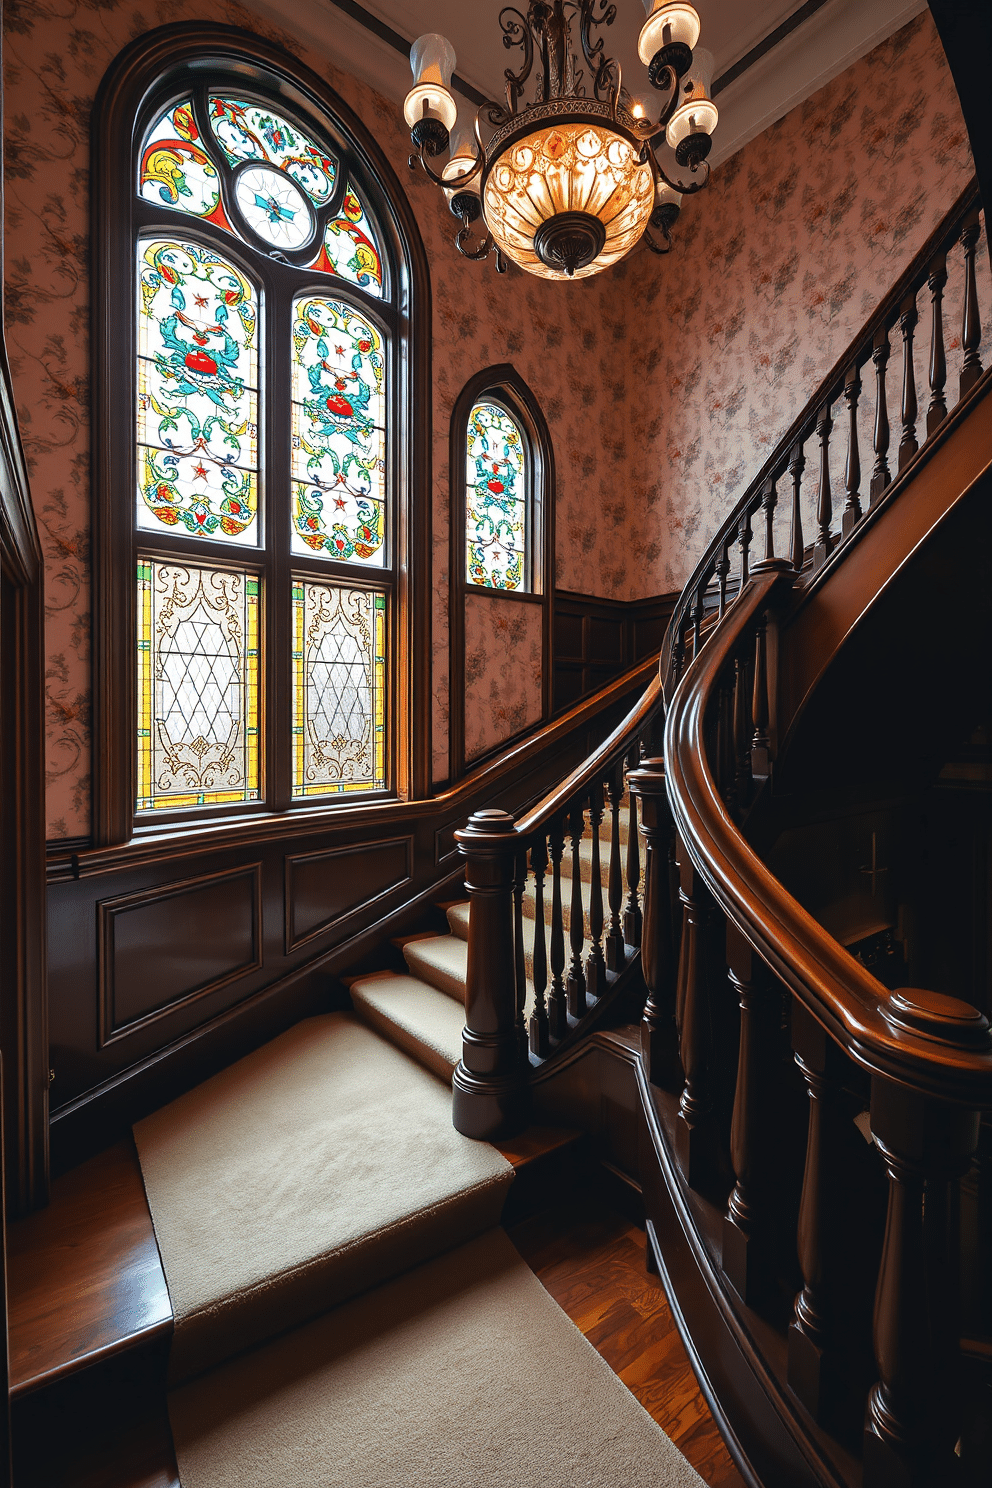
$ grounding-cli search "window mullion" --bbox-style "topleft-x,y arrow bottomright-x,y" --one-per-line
266,270 -> 294,815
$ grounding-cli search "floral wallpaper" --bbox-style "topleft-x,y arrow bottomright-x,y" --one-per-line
620,10 -> 987,597
464,593 -> 542,763
2,2 -> 984,834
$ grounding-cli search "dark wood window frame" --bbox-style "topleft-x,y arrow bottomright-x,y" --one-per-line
448,365 -> 555,784
91,23 -> 432,850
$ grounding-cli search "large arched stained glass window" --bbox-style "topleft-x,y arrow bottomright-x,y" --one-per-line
465,401 -> 530,591
124,67 -> 400,820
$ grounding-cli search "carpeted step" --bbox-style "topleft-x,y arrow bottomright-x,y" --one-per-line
168,1226 -> 706,1488
351,970 -> 463,1081
133,1013 -> 513,1385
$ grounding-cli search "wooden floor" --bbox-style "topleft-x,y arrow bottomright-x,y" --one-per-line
7,1134 -> 744,1487
511,1197 -> 747,1488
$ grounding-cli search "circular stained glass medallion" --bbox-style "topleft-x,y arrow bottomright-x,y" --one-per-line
235,164 -> 314,250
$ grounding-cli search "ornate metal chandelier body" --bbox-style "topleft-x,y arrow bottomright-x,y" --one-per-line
403,2 -> 718,279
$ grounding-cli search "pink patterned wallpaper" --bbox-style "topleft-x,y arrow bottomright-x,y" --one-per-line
620,11 -> 986,597
2,2 -> 982,833
464,594 -> 543,763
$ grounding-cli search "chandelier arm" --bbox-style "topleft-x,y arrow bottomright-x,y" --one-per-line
655,156 -> 712,195
499,6 -> 535,114
578,0 -> 619,102
643,221 -> 673,255
412,136 -> 486,192
455,216 -> 497,261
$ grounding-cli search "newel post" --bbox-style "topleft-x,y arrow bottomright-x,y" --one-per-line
863,989 -> 990,1487
629,757 -> 678,1089
452,808 -> 530,1140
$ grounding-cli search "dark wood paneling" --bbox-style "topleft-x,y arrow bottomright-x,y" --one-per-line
553,590 -> 677,713
285,836 -> 411,951
47,662 -> 654,1170
98,865 -> 262,1046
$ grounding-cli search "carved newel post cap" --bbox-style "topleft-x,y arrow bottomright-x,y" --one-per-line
627,758 -> 667,797
882,987 -> 992,1050
455,807 -> 517,853
750,557 -> 796,576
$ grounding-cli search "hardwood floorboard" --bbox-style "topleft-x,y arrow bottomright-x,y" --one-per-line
7,1137 -> 172,1395
511,1197 -> 748,1488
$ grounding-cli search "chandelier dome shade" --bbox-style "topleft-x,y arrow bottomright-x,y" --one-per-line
482,121 -> 655,281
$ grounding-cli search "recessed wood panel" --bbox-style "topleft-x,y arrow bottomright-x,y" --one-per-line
98,865 -> 262,1047
588,615 -> 624,663
554,612 -> 584,660
285,837 -> 412,951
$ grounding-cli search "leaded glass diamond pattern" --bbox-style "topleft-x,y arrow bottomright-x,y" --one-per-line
137,562 -> 259,811
292,581 -> 386,796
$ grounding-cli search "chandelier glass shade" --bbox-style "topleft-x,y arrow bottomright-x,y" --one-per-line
483,123 -> 655,280
403,2 -> 718,280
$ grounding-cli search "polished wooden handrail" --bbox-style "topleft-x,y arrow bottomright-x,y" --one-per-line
665,564 -> 992,1108
516,672 -> 661,837
660,177 -> 982,695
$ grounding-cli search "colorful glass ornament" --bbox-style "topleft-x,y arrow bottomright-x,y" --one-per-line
465,402 -> 527,589
291,581 -> 386,796
140,100 -> 231,231
137,239 -> 259,544
291,296 -> 386,565
208,97 -> 338,204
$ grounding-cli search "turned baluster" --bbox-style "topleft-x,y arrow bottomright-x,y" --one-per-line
758,475 -> 776,562
547,814 -> 567,1041
585,782 -> 607,998
738,509 -> 752,589
787,1000 -> 849,1423
842,362 -> 862,536
605,763 -> 626,972
691,581 -> 705,659
897,293 -> 919,471
812,401 -> 833,569
750,613 -> 771,778
870,325 -> 892,505
926,250 -> 948,436
722,927 -> 782,1304
863,990 -> 988,1487
788,441 -> 805,571
623,745 -> 642,948
528,835 -> 550,1058
671,629 -> 686,684
512,847 -> 528,1060
452,809 -> 530,1139
675,839 -> 717,1189
716,536 -> 731,618
733,652 -> 752,805
566,802 -> 587,1018
630,759 -> 677,1087
959,211 -> 984,398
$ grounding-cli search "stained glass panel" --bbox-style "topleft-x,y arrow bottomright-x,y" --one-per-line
316,184 -> 384,296
292,581 -> 386,796
466,402 -> 528,589
140,100 -> 230,230
291,297 -> 386,564
137,239 -> 259,544
137,561 -> 260,812
208,97 -> 338,205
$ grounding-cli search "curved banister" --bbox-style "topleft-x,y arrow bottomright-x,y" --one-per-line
664,563 -> 992,1108
660,176 -> 983,697
516,672 -> 661,838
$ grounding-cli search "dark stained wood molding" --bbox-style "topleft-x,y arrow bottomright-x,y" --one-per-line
553,588 -> 677,714
283,834 -> 413,952
448,364 -> 557,785
97,863 -> 263,1047
90,22 -> 433,846
0,199 -> 49,1217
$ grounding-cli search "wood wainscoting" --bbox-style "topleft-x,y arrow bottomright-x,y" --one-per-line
553,590 -> 677,715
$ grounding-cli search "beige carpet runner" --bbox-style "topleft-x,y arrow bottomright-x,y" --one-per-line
135,933 -> 704,1486
169,1227 -> 705,1488
134,1014 -> 513,1383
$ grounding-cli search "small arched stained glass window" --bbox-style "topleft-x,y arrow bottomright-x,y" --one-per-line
465,402 -> 528,591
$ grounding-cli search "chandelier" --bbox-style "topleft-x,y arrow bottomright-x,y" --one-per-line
402,2 -> 718,280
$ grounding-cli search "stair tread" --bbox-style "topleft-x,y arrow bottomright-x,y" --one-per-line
350,971 -> 463,1083
133,1013 -> 513,1385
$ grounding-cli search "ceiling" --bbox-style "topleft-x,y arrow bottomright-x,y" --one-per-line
249,0 -> 928,166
